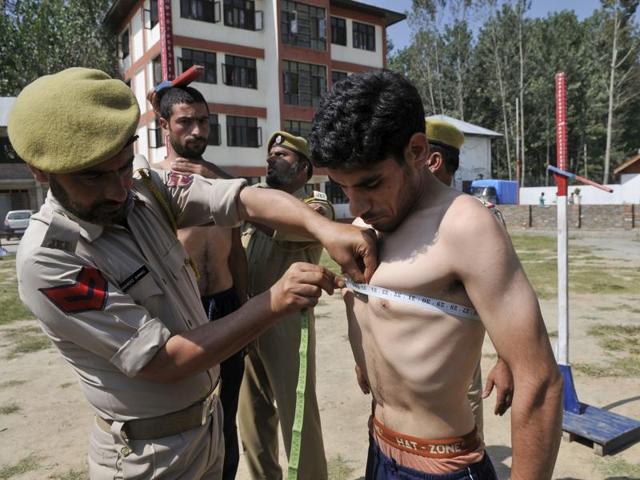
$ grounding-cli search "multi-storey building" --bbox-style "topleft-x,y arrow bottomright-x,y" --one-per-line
104,0 -> 405,195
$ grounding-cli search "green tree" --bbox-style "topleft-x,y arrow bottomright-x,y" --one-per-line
0,0 -> 117,96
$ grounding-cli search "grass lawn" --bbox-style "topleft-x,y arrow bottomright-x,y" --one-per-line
0,255 -> 34,326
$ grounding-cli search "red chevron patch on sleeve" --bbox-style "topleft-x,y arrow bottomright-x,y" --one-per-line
40,266 -> 108,314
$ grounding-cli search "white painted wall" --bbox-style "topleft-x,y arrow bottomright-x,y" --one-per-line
132,9 -> 145,61
175,47 -> 268,108
263,0 -> 281,140
330,19 -> 383,68
519,175 -> 640,205
171,0 -> 266,48
145,0 -> 161,47
452,136 -> 492,190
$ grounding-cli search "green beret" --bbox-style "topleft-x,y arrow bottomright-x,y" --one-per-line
426,119 -> 464,151
268,130 -> 310,160
8,67 -> 140,174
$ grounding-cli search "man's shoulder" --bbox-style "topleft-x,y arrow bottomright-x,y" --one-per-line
441,193 -> 503,237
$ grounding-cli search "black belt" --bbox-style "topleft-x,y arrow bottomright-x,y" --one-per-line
96,391 -> 217,441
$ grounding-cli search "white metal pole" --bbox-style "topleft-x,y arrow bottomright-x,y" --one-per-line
557,196 -> 569,365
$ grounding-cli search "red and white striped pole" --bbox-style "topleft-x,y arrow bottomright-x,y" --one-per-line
555,72 -> 569,366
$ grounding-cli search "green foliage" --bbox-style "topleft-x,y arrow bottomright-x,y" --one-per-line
0,0 -> 117,96
390,1 -> 640,185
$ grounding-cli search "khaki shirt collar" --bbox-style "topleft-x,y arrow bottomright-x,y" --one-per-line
46,190 -> 136,243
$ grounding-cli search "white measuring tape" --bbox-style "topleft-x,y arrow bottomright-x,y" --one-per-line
344,279 -> 481,321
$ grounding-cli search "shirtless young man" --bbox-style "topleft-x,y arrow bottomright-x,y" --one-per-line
157,86 -> 246,480
309,71 -> 562,479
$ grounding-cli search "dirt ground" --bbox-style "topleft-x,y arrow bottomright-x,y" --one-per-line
0,231 -> 639,479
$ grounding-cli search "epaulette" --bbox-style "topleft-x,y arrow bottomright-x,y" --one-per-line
40,212 -> 81,253
306,190 -> 328,202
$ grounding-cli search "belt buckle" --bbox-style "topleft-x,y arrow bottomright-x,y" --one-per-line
200,393 -> 214,426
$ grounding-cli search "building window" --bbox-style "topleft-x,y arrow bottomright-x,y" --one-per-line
283,60 -> 326,107
325,180 -> 348,204
284,120 -> 312,139
149,121 -> 165,149
120,29 -> 130,59
224,0 -> 261,31
331,16 -> 346,46
208,114 -> 221,145
227,116 -> 261,147
353,21 -> 375,51
150,0 -> 159,28
180,48 -> 217,84
181,0 -> 220,23
281,1 -> 326,50
223,55 -> 257,89
331,70 -> 348,85
152,56 -> 162,84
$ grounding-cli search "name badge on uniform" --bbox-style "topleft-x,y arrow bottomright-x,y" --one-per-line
119,265 -> 150,292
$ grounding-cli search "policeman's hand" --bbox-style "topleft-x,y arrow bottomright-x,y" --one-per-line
355,364 -> 370,395
171,158 -> 216,179
269,263 -> 342,316
482,357 -> 514,416
321,224 -> 377,284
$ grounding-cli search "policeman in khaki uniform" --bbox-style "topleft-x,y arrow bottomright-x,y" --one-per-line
9,68 -> 376,480
425,119 -> 514,438
239,132 -> 333,480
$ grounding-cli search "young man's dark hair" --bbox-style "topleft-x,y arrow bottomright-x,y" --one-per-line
428,142 -> 460,176
159,86 -> 208,119
309,70 -> 425,170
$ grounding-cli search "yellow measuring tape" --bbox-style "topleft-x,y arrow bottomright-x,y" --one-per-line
287,308 -> 309,480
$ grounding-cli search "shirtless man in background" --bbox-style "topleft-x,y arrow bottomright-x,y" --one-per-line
309,71 -> 562,479
157,86 -> 247,480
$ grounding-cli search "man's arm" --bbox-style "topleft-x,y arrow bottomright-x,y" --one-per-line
237,186 -> 377,283
447,197 -> 562,480
139,262 -> 339,382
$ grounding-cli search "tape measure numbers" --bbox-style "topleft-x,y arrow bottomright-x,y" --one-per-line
344,279 -> 480,321
287,308 -> 309,480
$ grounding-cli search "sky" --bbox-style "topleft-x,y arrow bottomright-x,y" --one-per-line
364,0 -> 604,51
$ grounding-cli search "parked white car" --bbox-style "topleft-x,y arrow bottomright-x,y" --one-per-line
3,210 -> 33,239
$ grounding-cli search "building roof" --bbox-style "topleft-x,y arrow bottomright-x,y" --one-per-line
613,153 -> 640,175
0,97 -> 16,127
426,114 -> 503,139
331,0 -> 406,27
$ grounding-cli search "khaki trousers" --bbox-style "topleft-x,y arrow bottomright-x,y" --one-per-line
238,311 -> 327,480
88,396 -> 225,479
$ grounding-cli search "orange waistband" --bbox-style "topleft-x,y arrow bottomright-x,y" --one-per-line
370,416 -> 480,459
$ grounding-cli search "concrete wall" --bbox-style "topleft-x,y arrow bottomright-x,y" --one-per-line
453,135 -> 492,190
519,174 -> 640,205
500,204 -> 638,230
330,20 -> 383,69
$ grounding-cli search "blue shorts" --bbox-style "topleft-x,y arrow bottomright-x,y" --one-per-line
366,435 -> 499,480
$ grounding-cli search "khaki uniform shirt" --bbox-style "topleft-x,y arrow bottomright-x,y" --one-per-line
16,167 -> 246,421
243,185 -> 333,296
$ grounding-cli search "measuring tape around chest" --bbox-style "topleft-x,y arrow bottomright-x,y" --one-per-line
344,279 -> 481,322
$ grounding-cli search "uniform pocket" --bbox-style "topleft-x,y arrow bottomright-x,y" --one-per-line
124,269 -> 163,304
